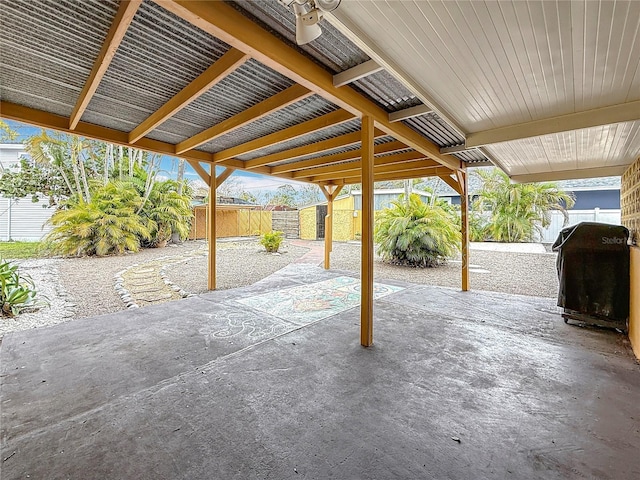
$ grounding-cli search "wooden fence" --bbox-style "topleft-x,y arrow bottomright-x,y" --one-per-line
189,206 -> 272,239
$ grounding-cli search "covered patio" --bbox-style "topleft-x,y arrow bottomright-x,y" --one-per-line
2,264 -> 639,479
1,1 -> 640,477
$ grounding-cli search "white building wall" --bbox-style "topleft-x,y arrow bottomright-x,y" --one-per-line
0,144 -> 54,241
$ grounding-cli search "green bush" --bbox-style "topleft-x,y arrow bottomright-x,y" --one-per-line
260,231 -> 285,253
0,258 -> 47,316
375,193 -> 460,267
44,182 -> 151,256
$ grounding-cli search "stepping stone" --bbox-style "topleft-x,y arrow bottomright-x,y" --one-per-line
129,287 -> 165,294
136,293 -> 174,302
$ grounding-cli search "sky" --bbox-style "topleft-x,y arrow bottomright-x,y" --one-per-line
2,119 -> 307,196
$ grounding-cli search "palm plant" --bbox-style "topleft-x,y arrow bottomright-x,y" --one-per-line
138,179 -> 193,247
473,169 -> 575,242
375,193 -> 460,267
44,182 -> 151,256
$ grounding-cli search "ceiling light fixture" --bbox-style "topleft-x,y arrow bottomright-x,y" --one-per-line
278,0 -> 342,45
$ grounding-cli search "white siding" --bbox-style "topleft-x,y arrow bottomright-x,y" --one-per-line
0,145 -> 54,241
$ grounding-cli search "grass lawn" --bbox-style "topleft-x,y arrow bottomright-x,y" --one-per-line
0,241 -> 43,259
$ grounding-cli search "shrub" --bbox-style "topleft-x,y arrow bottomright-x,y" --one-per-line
44,182 -> 151,256
375,194 -> 460,267
260,231 -> 285,253
0,258 -> 47,316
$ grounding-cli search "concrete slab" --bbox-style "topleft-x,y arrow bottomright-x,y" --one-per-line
1,265 -> 638,480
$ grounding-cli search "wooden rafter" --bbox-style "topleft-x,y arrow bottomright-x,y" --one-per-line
308,162 -> 446,183
176,84 -> 312,154
291,151 -> 433,179
212,109 -> 354,163
154,0 -> 461,171
129,48 -> 249,143
269,140 -> 408,175
243,129 -> 384,170
69,0 -> 141,129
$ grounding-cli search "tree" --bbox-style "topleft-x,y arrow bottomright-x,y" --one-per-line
375,193 -> 460,267
472,168 -> 575,242
296,184 -> 322,206
0,120 -> 18,143
265,184 -> 297,207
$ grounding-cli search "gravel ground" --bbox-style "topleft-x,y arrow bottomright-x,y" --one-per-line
0,239 -> 559,337
164,241 -> 309,293
329,242 -> 560,298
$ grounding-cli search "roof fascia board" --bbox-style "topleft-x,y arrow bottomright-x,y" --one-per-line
510,165 -> 630,184
333,59 -> 383,87
129,48 -> 250,143
153,0 -> 460,171
70,0 -> 142,129
389,104 -> 433,123
467,101 -> 640,148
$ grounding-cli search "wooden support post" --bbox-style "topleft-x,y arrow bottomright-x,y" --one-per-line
458,168 -> 470,291
321,185 -> 343,269
361,116 -> 375,347
208,175 -> 217,290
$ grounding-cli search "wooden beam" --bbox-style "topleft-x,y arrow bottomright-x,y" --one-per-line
292,151 -> 431,179
388,104 -> 433,123
215,167 -> 235,186
244,129 -> 384,170
322,184 -> 343,269
187,159 -> 211,185
270,140 -> 408,175
129,48 -> 249,143
208,175 -> 217,290
176,84 -> 312,154
155,0 -> 461,171
312,166 -> 449,184
361,116 -> 374,347
333,59 -> 383,87
438,173 -> 462,194
213,109 -> 354,163
69,0 -> 141,129
3,101 -> 215,163
466,100 -> 640,148
458,168 -> 470,291
0,101 -> 307,185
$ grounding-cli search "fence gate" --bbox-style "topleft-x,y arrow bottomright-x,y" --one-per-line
316,205 -> 327,239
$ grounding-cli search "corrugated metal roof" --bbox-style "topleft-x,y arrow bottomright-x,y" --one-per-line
239,118 -> 362,161
403,113 -> 465,147
0,0 -> 119,117
351,70 -> 422,113
227,0 -> 370,72
86,0 -> 238,136
202,95 -> 340,153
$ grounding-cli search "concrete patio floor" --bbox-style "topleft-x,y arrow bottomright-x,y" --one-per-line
1,265 -> 639,480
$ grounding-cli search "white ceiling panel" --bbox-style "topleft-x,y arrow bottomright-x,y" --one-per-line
331,0 -> 640,180
485,120 -> 640,174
